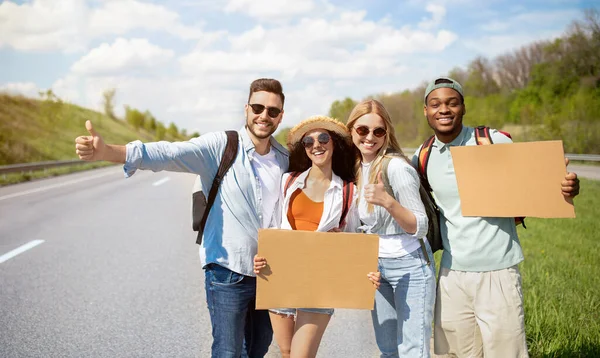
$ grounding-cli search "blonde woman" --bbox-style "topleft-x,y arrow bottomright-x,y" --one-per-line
346,100 -> 435,358
254,116 -> 380,358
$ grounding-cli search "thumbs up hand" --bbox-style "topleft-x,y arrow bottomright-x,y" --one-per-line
363,171 -> 393,208
75,120 -> 106,161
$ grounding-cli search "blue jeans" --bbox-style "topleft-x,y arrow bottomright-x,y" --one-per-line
204,264 -> 273,358
371,243 -> 436,358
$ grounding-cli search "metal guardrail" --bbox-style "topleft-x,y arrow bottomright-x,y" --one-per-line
564,154 -> 600,162
0,159 -> 88,174
1,152 -> 599,175
401,149 -> 600,162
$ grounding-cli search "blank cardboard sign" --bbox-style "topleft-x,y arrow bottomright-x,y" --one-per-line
450,140 -> 575,218
256,229 -> 379,310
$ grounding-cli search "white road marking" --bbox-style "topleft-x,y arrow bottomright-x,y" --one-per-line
0,240 -> 45,264
152,177 -> 171,186
0,171 -> 116,202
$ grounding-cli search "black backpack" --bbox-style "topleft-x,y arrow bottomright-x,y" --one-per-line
192,131 -> 239,245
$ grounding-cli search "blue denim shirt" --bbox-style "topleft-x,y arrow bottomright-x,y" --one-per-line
124,126 -> 289,276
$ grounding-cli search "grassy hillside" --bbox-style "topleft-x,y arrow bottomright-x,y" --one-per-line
0,93 -> 158,165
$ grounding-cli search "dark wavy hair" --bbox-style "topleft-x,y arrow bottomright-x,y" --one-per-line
287,131 -> 357,182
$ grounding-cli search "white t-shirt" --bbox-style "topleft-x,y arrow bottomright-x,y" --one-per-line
358,161 -> 421,258
251,149 -> 281,228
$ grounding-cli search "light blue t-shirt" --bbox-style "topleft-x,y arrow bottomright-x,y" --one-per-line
411,126 -> 524,272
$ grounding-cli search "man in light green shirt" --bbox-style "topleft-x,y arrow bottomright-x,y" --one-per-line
412,77 -> 580,358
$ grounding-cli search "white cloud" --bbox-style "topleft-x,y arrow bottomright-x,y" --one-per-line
225,0 -> 315,20
71,38 -> 174,75
0,0 -> 204,53
52,75 -> 83,103
3,0 -> 585,137
179,50 -> 292,75
418,4 -> 446,30
366,29 -> 458,55
0,82 -> 41,97
41,3 -> 461,134
89,0 -> 205,40
181,10 -> 457,82
0,0 -> 89,52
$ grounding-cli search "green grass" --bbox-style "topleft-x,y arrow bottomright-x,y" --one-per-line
519,178 -> 600,357
0,93 -> 163,186
0,93 -> 161,166
434,178 -> 600,357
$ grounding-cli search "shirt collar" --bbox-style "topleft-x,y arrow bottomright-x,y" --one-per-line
239,126 -> 289,157
434,125 -> 468,151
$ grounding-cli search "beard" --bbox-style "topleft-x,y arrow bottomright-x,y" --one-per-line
247,119 -> 277,139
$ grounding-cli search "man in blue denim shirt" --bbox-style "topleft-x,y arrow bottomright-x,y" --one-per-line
75,78 -> 289,357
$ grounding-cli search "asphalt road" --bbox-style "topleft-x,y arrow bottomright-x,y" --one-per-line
0,166 -> 379,358
568,164 -> 600,180
1,163 -> 597,358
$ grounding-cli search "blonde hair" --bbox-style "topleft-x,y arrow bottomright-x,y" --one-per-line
346,99 -> 409,212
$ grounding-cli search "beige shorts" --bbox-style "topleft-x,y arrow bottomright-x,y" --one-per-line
434,265 -> 529,358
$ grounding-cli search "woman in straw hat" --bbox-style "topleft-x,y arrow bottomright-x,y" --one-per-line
254,115 -> 380,358
346,100 -> 435,358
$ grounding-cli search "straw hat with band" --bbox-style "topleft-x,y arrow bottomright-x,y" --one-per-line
287,115 -> 351,146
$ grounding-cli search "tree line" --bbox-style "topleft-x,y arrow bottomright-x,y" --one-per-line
102,89 -> 199,141
324,9 -> 599,154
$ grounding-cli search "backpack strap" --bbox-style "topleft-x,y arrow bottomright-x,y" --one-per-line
473,126 -> 525,227
283,171 -> 302,197
339,180 -> 354,228
475,125 -> 513,144
197,130 -> 239,245
417,135 -> 436,192
380,156 -> 394,196
474,125 -> 493,145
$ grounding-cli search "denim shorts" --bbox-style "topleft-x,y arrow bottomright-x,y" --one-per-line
269,308 -> 334,317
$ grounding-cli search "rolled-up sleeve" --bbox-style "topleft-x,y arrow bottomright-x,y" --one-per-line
388,158 -> 428,239
123,133 -> 223,178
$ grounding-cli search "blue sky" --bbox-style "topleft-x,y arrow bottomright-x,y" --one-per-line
0,0 -> 596,134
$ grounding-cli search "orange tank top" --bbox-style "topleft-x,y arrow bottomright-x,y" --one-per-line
287,189 -> 324,231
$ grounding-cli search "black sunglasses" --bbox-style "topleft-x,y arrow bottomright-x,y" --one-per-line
353,126 -> 387,138
248,103 -> 282,118
302,133 -> 331,149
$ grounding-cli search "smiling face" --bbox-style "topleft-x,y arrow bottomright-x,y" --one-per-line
424,87 -> 466,143
302,129 -> 334,168
245,90 -> 284,141
350,113 -> 386,163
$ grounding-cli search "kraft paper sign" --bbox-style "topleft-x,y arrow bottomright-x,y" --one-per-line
256,229 -> 379,310
450,140 -> 575,218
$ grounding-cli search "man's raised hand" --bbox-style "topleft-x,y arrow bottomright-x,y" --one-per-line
75,120 -> 106,161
